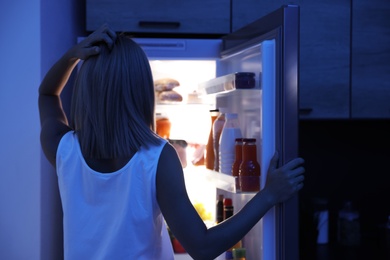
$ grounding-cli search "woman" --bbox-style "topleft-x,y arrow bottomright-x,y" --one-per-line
39,24 -> 305,260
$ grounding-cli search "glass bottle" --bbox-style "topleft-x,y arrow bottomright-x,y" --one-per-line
216,194 -> 224,224
212,108 -> 226,172
205,109 -> 219,170
223,197 -> 234,221
219,113 -> 242,174
337,200 -> 361,246
238,138 -> 261,192
232,138 -> 244,192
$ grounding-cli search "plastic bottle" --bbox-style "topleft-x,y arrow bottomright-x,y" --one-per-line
238,138 -> 261,192
337,200 -> 361,246
232,138 -> 244,192
212,108 -> 226,172
219,113 -> 242,174
216,194 -> 224,224
205,109 -> 219,170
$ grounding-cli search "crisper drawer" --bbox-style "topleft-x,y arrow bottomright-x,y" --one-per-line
86,0 -> 230,34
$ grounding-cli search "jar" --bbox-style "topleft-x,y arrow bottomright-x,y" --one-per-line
235,72 -> 255,89
238,138 -> 260,192
156,113 -> 171,139
232,138 -> 244,192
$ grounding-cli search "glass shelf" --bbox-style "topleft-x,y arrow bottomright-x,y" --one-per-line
184,166 -> 259,194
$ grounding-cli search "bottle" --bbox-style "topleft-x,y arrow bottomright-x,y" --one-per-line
223,197 -> 234,220
232,138 -> 244,192
232,248 -> 246,260
386,215 -> 390,250
337,200 -> 361,246
212,108 -> 226,172
238,138 -> 261,192
205,109 -> 219,170
222,198 -> 242,259
216,194 -> 224,224
219,113 -> 242,174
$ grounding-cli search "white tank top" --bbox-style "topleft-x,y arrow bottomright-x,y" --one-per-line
56,131 -> 173,260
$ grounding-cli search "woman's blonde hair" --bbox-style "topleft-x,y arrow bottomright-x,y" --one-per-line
70,35 -> 160,159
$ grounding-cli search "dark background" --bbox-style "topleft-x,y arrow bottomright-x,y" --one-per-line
298,119 -> 390,260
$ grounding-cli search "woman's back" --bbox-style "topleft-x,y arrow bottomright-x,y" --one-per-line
57,131 -> 173,260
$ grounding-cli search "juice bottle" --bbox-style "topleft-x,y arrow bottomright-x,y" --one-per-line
238,138 -> 260,192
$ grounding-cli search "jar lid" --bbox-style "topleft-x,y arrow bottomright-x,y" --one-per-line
243,138 -> 256,143
223,198 -> 232,206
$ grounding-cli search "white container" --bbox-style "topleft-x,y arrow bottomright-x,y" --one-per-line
219,113 -> 242,175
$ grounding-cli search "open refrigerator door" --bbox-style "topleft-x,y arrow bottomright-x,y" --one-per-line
135,5 -> 299,260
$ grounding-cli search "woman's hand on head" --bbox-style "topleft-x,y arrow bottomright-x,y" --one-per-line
71,23 -> 117,60
263,151 -> 305,205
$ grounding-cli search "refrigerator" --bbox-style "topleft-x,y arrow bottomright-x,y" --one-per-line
133,5 -> 300,260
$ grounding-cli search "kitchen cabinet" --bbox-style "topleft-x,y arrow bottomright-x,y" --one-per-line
86,0 -> 230,34
298,0 -> 351,119
232,0 -> 351,119
351,0 -> 390,118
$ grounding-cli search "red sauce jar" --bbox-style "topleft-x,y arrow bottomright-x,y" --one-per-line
238,138 -> 260,192
232,138 -> 244,192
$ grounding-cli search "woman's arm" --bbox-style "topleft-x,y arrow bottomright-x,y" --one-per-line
38,24 -> 116,166
156,145 -> 304,260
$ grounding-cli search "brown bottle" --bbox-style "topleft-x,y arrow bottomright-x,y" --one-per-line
238,138 -> 261,192
216,194 -> 224,224
232,138 -> 244,192
205,109 -> 219,170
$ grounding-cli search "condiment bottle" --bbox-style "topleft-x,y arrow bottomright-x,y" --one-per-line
238,138 -> 260,192
223,198 -> 234,220
216,194 -> 224,224
212,108 -> 226,172
223,198 -> 243,259
219,113 -> 242,174
232,138 -> 244,192
205,109 -> 219,170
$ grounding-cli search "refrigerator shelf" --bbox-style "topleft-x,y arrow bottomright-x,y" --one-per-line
198,72 -> 256,95
188,167 -> 258,194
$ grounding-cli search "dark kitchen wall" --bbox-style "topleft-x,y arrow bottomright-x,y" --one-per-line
298,119 -> 390,259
